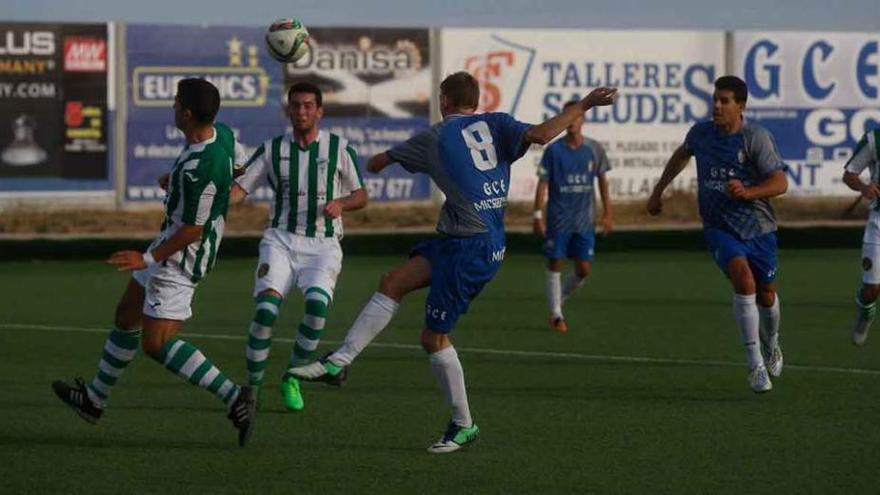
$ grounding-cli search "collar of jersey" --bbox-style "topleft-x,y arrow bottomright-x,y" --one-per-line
288,129 -> 326,150
184,126 -> 217,153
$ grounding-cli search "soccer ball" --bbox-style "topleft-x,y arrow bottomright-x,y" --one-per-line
265,18 -> 310,63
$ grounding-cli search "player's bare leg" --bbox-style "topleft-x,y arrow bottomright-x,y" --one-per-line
52,278 -> 145,424
727,257 -> 771,393
757,283 -> 782,377
546,258 -> 567,332
853,283 -> 880,346
422,329 -> 478,454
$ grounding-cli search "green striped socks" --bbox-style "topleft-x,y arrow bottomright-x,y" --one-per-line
288,288 -> 330,370
159,338 -> 240,406
87,327 -> 141,405
246,293 -> 282,386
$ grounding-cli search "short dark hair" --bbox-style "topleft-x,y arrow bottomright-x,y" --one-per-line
715,75 -> 748,103
440,71 -> 480,110
288,82 -> 323,107
176,78 -> 220,124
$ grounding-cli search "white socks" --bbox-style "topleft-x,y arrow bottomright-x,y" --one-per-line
429,346 -> 472,428
561,273 -> 586,302
329,292 -> 399,366
733,294 -> 763,369
546,270 -> 562,318
758,294 -> 780,351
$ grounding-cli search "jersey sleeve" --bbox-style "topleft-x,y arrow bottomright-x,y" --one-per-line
845,133 -> 876,175
181,159 -> 219,226
339,144 -> 365,192
537,145 -> 552,181
387,129 -> 434,174
682,124 -> 698,154
233,140 -> 250,168
235,142 -> 270,193
748,126 -> 786,176
591,140 -> 611,175
495,113 -> 532,163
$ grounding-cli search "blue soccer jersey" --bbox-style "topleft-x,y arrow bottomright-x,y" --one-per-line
684,121 -> 786,240
387,112 -> 532,237
538,136 -> 610,234
387,112 -> 532,332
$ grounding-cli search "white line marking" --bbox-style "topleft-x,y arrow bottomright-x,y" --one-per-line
4,323 -> 879,377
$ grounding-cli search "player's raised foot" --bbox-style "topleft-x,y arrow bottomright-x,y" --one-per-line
427,421 -> 480,454
51,378 -> 103,424
227,386 -> 256,447
549,315 -> 568,333
288,354 -> 348,386
747,365 -> 773,394
279,374 -> 304,411
765,345 -> 783,378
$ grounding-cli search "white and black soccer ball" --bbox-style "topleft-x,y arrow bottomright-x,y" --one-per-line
265,18 -> 310,63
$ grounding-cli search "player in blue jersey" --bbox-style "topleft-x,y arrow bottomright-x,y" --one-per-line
289,72 -> 617,452
647,76 -> 788,393
533,100 -> 613,332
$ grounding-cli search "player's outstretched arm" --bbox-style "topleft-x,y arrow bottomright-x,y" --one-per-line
647,144 -> 692,215
844,171 -> 880,200
367,152 -> 392,174
106,225 -> 205,272
728,170 -> 787,201
525,87 -> 617,145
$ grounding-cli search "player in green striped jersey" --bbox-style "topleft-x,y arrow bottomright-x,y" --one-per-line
52,78 -> 256,446
232,82 -> 368,411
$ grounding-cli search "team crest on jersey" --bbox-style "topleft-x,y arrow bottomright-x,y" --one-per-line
863,257 -> 873,271
257,263 -> 270,278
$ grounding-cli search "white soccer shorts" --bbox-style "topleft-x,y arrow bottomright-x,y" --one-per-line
133,257 -> 197,321
252,228 -> 343,299
862,211 -> 880,285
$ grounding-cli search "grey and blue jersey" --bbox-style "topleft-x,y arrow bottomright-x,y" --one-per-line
684,121 -> 786,240
387,112 -> 532,237
538,137 -> 610,234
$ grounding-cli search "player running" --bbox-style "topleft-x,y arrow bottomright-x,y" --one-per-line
288,71 -> 617,452
533,100 -> 613,332
231,82 -> 367,411
842,126 -> 880,346
647,75 -> 788,393
51,78 -> 256,446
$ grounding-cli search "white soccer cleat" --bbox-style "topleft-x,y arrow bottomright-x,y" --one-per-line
766,346 -> 783,378
853,318 -> 872,346
288,361 -> 330,381
748,365 -> 773,394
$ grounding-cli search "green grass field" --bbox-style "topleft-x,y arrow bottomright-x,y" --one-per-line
1,248 -> 879,494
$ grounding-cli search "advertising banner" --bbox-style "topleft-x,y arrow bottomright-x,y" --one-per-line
733,32 -> 880,196
441,28 -> 726,201
126,24 -> 431,202
0,22 -> 111,196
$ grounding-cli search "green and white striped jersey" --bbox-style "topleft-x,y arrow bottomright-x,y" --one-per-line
159,122 -> 236,283
237,130 -> 364,238
845,129 -> 880,210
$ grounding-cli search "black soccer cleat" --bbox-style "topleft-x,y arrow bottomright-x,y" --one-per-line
52,378 -> 103,424
227,386 -> 256,447
319,352 -> 349,387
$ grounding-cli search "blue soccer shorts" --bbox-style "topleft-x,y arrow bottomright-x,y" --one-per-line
409,232 -> 506,333
542,231 -> 595,261
704,227 -> 778,285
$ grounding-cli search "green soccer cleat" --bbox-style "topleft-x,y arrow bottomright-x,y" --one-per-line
427,421 -> 480,454
280,374 -> 304,411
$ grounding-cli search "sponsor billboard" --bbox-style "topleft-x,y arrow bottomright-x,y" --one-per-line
733,32 -> 880,196
0,22 -> 111,196
126,24 -> 430,203
441,28 -> 726,201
